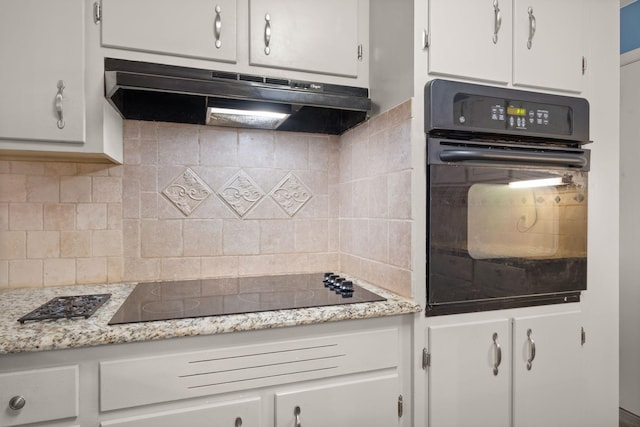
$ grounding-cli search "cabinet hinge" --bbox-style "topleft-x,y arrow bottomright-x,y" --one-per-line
582,56 -> 587,75
398,395 -> 404,418
93,2 -> 102,24
422,30 -> 430,49
581,327 -> 586,346
357,44 -> 363,61
422,348 -> 431,369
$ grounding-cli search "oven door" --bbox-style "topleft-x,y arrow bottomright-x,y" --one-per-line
426,139 -> 589,315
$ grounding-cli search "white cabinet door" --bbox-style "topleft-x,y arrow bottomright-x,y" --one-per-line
275,374 -> 399,427
427,0 -> 512,84
513,0 -> 583,92
512,311 -> 585,427
427,319 -> 511,427
100,398 -> 261,427
0,0 -> 85,143
248,0 -> 360,77
101,0 -> 237,63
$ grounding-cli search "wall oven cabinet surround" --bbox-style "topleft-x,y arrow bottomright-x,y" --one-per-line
425,79 -> 590,315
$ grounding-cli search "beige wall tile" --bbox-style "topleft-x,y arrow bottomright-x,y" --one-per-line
0,231 -> 26,259
139,121 -> 157,140
44,258 -> 76,286
122,177 -> 140,219
389,221 -> 411,269
222,220 -> 260,255
139,140 -> 159,165
27,231 -> 60,259
60,231 -> 92,258
339,140 -> 352,184
275,133 -> 309,170
9,203 -> 42,230
122,219 -> 140,258
238,130 -> 275,168
77,257 -> 107,284
0,175 -> 26,202
93,176 -> 122,203
339,182 -> 353,218
201,256 -> 238,278
77,204 -> 107,230
308,252 -> 339,273
123,120 -> 140,139
92,230 -> 123,257
369,175 -> 388,218
44,162 -> 77,176
161,257 -> 201,280
352,180 -> 369,218
309,136 -> 331,171
77,163 -> 110,177
10,259 -> 42,287
107,257 -> 123,283
0,160 -> 10,173
351,139 -> 369,180
11,161 -> 44,175
140,192 -> 159,219
386,122 -> 412,173
0,203 -> 7,230
351,219 -> 369,258
368,131 -> 389,176
368,220 -> 389,263
107,203 -> 123,230
158,125 -> 199,165
124,138 -> 141,165
200,128 -> 238,166
295,219 -> 329,253
26,175 -> 59,202
238,253 -> 309,276
140,219 -> 183,257
260,220 -> 295,254
388,171 -> 412,220
60,176 -> 92,203
44,203 -> 75,230
0,260 -> 7,287
339,219 -> 352,254
123,258 -> 160,282
183,220 -> 223,256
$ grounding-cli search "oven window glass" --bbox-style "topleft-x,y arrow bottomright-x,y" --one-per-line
428,164 -> 588,309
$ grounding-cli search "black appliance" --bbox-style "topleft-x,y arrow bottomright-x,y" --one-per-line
425,79 -> 590,316
109,273 -> 385,325
104,58 -> 371,135
18,294 -> 111,323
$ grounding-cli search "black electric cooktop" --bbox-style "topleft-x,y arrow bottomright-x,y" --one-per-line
108,273 -> 385,325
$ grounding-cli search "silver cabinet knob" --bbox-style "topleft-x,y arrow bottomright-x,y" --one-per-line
9,395 -> 26,410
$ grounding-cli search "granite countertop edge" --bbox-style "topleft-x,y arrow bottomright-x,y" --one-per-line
0,278 -> 422,355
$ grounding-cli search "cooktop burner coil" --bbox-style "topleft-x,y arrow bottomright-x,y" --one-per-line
17,294 -> 111,324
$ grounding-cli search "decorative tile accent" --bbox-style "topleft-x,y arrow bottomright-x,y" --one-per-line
217,170 -> 265,218
162,168 -> 213,216
270,172 -> 313,217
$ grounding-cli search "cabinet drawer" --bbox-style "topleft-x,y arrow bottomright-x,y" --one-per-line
0,365 -> 79,427
101,397 -> 260,427
100,328 -> 399,411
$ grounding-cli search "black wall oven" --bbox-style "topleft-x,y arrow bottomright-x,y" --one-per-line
425,80 -> 590,316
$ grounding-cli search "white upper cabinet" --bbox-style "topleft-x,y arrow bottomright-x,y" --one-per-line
100,0 -> 238,63
248,0 -> 360,77
427,0 -> 584,93
428,0 -> 512,84
512,0 -> 584,92
0,0 -> 85,143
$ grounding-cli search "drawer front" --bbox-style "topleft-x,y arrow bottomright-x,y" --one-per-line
100,328 -> 399,411
0,365 -> 79,426
101,397 -> 261,427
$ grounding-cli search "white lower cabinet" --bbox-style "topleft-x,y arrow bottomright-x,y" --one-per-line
0,365 -> 79,427
426,310 -> 584,427
100,398 -> 261,427
275,374 -> 399,427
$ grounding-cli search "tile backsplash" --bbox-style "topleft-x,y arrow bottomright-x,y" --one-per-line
0,101 -> 412,296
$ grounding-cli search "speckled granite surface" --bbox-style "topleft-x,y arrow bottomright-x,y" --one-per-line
0,278 -> 421,354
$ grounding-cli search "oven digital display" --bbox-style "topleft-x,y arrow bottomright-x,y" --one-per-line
453,93 -> 573,135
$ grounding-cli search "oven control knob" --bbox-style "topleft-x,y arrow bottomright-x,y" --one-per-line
323,272 -> 334,287
339,281 -> 354,298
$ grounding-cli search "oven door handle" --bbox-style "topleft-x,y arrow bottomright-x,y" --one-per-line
439,148 -> 588,168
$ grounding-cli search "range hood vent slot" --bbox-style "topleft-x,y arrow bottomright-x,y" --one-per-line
104,58 -> 371,135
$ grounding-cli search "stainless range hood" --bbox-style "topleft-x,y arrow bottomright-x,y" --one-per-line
104,58 -> 371,135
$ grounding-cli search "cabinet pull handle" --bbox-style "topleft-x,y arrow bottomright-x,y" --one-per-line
493,0 -> 502,44
235,416 -> 242,427
526,328 -> 536,370
214,5 -> 222,48
264,13 -> 272,55
492,332 -> 502,375
527,7 -> 536,49
9,395 -> 26,411
55,80 -> 65,129
294,405 -> 302,427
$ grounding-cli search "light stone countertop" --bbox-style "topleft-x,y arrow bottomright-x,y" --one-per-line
0,278 -> 421,354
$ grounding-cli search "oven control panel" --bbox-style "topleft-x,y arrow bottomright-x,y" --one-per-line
455,93 -> 572,135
